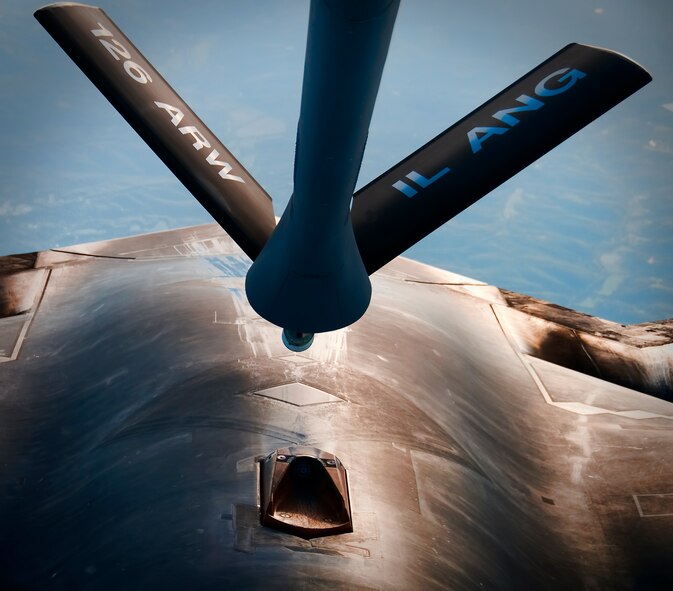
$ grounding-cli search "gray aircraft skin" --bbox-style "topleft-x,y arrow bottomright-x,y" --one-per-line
2,1 -> 673,590
1,226 -> 672,590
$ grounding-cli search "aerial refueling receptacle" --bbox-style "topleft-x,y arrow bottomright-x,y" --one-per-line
259,446 -> 353,539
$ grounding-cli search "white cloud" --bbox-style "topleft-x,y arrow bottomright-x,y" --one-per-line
595,248 -> 627,299
503,187 -> 525,220
663,103 -> 673,114
164,35 -> 219,70
646,139 -> 673,154
226,106 -> 286,142
599,251 -> 621,273
650,278 -> 673,293
580,296 -> 598,310
191,37 -> 217,67
598,273 -> 624,297
72,228 -> 103,237
34,193 -> 62,207
583,190 -> 658,314
235,115 -> 285,139
0,202 -> 32,216
594,8 -> 605,15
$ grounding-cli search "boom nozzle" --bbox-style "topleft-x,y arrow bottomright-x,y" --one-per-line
244,0 -> 399,339
282,329 -> 315,352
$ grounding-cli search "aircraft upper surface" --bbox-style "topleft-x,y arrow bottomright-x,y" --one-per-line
1,223 -> 672,589
0,1 -> 672,589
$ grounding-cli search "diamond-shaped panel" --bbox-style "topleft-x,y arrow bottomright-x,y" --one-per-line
277,354 -> 316,365
254,383 -> 341,406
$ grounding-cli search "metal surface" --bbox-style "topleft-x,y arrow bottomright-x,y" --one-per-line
351,43 -> 652,273
6,3 -> 669,589
260,446 -> 352,538
246,0 -> 399,333
1,224 -> 671,589
35,3 -> 276,260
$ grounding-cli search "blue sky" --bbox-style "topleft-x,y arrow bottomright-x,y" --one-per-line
0,0 -> 671,323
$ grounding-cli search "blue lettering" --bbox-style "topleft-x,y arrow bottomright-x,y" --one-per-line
492,94 -> 544,127
393,65 -> 589,186
535,68 -> 587,97
392,166 -> 451,198
392,180 -> 418,198
406,167 -> 450,188
468,126 -> 509,153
